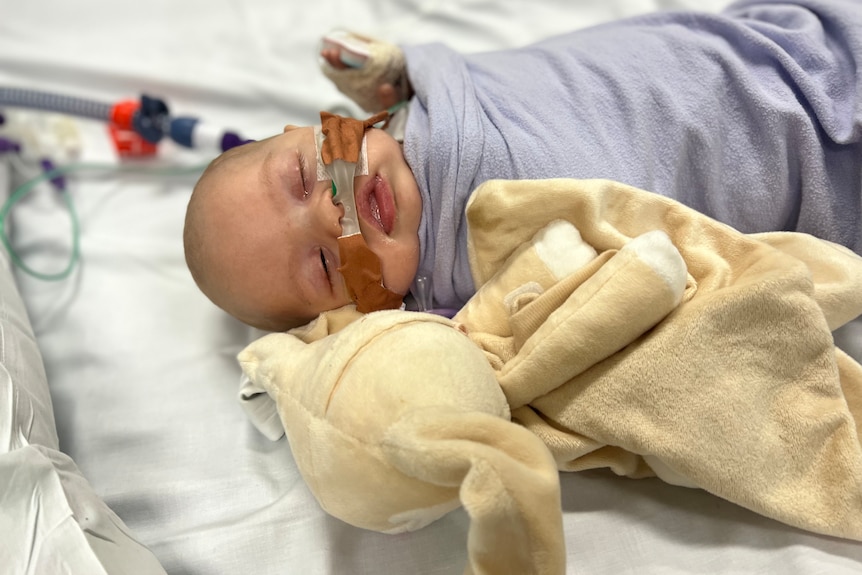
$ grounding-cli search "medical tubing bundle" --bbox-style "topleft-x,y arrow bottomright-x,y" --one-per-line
0,87 -> 242,280
0,87 -> 249,152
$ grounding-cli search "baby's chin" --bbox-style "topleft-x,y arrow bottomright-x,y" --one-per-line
381,249 -> 420,298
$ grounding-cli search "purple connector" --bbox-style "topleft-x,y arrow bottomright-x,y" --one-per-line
221,131 -> 254,152
40,158 -> 67,191
0,136 -> 21,154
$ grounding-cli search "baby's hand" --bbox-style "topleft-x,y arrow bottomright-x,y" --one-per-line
321,47 -> 351,71
319,30 -> 410,113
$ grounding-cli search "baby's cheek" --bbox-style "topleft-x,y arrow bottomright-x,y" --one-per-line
380,241 -> 420,297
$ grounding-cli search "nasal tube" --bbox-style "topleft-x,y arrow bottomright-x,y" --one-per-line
329,159 -> 361,237
314,123 -> 365,238
0,87 -> 249,153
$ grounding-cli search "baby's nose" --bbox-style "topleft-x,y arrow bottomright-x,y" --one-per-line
320,191 -> 346,235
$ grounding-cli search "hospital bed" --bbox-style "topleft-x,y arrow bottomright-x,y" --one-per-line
2,0 -> 862,573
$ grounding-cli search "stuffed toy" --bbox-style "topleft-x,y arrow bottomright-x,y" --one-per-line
239,178 -> 862,575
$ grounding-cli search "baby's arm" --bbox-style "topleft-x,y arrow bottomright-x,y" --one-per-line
319,31 -> 412,113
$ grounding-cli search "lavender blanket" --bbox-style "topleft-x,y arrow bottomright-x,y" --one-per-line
402,0 -> 862,310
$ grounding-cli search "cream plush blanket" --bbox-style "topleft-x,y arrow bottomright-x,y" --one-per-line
462,178 -> 862,540
240,178 -> 862,575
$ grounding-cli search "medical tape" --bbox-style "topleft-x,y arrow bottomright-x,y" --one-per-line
313,125 -> 368,182
314,125 -> 366,237
314,110 -> 403,313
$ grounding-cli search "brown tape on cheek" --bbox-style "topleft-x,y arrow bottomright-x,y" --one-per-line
337,234 -> 404,313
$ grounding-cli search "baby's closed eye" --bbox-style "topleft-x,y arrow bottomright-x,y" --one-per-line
320,248 -> 329,275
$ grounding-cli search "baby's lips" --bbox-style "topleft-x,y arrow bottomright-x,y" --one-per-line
357,174 -> 396,236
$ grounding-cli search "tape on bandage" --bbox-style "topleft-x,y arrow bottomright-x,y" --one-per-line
318,110 -> 387,166
313,127 -> 368,182
315,111 -> 403,313
337,235 -> 405,313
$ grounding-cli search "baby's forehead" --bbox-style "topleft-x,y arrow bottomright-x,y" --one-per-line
214,137 -> 268,170
225,128 -> 313,164
198,137 -> 272,193
200,125 -> 331,201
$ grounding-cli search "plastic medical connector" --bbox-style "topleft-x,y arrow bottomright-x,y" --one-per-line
409,274 -> 458,318
113,95 -> 250,153
132,95 -> 169,144
39,158 -> 67,191
0,111 -> 82,165
0,137 -> 21,154
109,99 -> 158,157
1,87 -> 251,157
169,117 -> 249,152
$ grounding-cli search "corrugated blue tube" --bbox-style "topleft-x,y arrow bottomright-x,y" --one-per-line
0,87 -> 111,121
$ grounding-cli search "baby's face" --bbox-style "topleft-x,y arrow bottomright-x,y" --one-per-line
195,125 -> 421,330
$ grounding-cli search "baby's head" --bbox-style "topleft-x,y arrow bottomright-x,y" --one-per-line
184,123 -> 422,331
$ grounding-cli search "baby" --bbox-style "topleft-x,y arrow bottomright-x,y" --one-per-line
185,0 -> 862,331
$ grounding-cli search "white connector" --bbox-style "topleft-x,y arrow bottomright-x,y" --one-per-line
0,110 -> 82,164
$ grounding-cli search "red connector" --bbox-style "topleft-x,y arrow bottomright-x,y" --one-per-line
108,99 -> 157,157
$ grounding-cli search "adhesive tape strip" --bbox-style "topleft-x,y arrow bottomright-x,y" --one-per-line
313,125 -> 368,181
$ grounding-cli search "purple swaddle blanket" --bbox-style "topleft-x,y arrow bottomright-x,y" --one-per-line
402,0 -> 862,310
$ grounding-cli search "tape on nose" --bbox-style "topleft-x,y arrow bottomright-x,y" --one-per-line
315,110 -> 388,176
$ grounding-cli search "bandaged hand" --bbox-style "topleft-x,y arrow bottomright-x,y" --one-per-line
319,31 -> 411,113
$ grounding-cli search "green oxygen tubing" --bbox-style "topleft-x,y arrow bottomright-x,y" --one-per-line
0,161 -> 207,281
0,162 -> 80,281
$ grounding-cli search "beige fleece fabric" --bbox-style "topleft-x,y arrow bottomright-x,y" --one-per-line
463,178 -> 862,541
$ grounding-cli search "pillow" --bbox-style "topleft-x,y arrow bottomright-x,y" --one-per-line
0,246 -> 59,452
